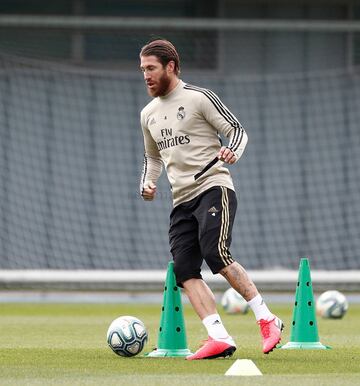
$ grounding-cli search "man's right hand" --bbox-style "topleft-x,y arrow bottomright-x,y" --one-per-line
142,182 -> 157,201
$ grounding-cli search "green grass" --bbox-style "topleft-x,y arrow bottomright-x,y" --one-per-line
0,301 -> 359,385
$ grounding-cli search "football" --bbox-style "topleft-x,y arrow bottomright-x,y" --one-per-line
221,288 -> 249,314
316,290 -> 349,319
107,315 -> 148,357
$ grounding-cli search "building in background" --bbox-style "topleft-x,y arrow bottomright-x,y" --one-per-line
0,0 -> 359,74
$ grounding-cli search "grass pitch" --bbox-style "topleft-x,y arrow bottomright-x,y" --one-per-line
0,300 -> 359,385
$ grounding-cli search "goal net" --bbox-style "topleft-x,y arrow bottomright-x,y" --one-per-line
0,20 -> 359,289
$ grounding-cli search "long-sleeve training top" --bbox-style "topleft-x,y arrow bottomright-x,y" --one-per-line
140,80 -> 248,207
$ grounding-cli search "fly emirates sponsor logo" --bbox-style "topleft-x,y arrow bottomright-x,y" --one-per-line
156,128 -> 190,151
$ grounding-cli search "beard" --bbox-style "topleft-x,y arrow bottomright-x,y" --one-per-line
147,71 -> 172,97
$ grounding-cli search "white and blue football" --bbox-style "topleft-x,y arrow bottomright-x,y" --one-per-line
107,315 -> 148,357
221,288 -> 249,315
316,290 -> 349,319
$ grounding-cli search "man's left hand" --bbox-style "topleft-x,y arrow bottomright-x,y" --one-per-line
218,146 -> 236,164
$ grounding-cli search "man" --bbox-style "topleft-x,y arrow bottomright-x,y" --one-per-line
139,39 -> 283,360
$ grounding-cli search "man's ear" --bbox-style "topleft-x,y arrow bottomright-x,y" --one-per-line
166,60 -> 176,74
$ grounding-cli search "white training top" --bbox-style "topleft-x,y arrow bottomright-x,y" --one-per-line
140,80 -> 248,207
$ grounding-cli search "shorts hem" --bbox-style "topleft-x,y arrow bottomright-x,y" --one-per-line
175,273 -> 203,288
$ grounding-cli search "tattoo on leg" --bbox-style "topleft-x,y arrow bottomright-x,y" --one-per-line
220,262 -> 258,301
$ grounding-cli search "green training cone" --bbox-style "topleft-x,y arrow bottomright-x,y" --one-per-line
281,258 -> 330,349
147,261 -> 192,357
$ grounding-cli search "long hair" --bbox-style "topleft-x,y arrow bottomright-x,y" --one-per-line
140,39 -> 181,75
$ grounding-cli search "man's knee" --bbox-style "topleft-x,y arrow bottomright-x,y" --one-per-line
173,260 -> 202,288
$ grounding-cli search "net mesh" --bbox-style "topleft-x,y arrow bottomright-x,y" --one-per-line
0,45 -> 359,271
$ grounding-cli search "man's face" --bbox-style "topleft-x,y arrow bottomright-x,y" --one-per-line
140,55 -> 172,97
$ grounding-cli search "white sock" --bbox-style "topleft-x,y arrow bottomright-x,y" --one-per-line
202,314 -> 230,340
247,294 -> 273,321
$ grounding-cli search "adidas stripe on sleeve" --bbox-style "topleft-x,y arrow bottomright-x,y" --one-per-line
139,154 -> 163,195
140,110 -> 163,196
184,84 -> 248,162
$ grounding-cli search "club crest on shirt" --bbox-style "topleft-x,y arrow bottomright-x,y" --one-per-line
177,106 -> 185,120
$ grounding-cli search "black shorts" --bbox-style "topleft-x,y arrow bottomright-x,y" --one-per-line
169,186 -> 237,287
